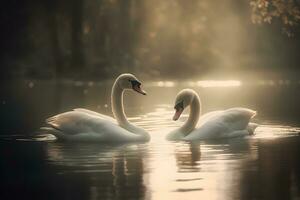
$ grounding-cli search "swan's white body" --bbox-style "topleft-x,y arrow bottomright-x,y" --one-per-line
166,89 -> 258,141
42,74 -> 150,142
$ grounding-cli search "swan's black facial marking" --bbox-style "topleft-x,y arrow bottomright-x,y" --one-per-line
129,80 -> 141,88
173,100 -> 184,121
129,79 -> 146,95
174,101 -> 184,111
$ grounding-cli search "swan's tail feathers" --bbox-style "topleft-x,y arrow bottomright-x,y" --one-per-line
46,115 -> 59,125
45,115 -> 64,132
247,123 -> 259,135
250,110 -> 257,119
38,127 -> 67,140
239,108 -> 257,119
239,108 -> 256,119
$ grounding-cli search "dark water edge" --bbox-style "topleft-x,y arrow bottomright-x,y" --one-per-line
238,137 -> 300,200
0,141 -> 147,200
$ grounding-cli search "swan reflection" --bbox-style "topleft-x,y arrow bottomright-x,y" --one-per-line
171,139 -> 256,199
46,143 -> 148,200
175,142 -> 201,172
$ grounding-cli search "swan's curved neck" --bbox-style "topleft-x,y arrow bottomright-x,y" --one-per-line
111,80 -> 149,141
180,95 -> 201,136
111,82 -> 129,126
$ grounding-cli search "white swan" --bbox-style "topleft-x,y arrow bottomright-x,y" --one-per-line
166,89 -> 258,141
41,74 -> 150,142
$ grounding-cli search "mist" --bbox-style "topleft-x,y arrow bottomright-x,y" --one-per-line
1,0 -> 300,81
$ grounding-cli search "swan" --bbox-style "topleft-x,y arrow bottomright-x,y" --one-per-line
41,73 -> 150,142
166,89 -> 258,141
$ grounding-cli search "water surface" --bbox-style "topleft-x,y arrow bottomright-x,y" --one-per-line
1,80 -> 300,200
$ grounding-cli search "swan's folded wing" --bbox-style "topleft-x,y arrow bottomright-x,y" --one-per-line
220,108 -> 256,131
187,120 -> 227,140
197,111 -> 223,126
188,108 -> 256,140
73,108 -> 117,124
46,111 -> 113,135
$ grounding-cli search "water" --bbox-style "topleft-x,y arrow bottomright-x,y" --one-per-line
1,80 -> 300,200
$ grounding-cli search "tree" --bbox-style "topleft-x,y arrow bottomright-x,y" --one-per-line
71,0 -> 85,76
250,0 -> 300,36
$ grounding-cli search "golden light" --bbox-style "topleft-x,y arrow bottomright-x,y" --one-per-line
196,80 -> 242,88
156,81 -> 176,87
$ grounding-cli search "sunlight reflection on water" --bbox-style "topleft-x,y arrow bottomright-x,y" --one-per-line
2,81 -> 300,200
16,104 -> 299,200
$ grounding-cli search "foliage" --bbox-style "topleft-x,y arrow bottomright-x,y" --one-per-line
250,0 -> 300,36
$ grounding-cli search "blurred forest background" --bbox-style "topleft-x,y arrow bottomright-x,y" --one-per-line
1,0 -> 300,81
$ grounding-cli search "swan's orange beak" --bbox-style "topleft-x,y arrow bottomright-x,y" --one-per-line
133,85 -> 147,95
173,107 -> 183,121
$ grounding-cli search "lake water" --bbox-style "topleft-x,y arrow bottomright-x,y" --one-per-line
1,79 -> 300,200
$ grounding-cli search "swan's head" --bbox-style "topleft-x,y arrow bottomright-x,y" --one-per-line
116,73 -> 147,95
173,89 -> 197,121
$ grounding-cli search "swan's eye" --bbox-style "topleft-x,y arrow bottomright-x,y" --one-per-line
130,80 -> 141,88
130,79 -> 146,95
174,101 -> 184,110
